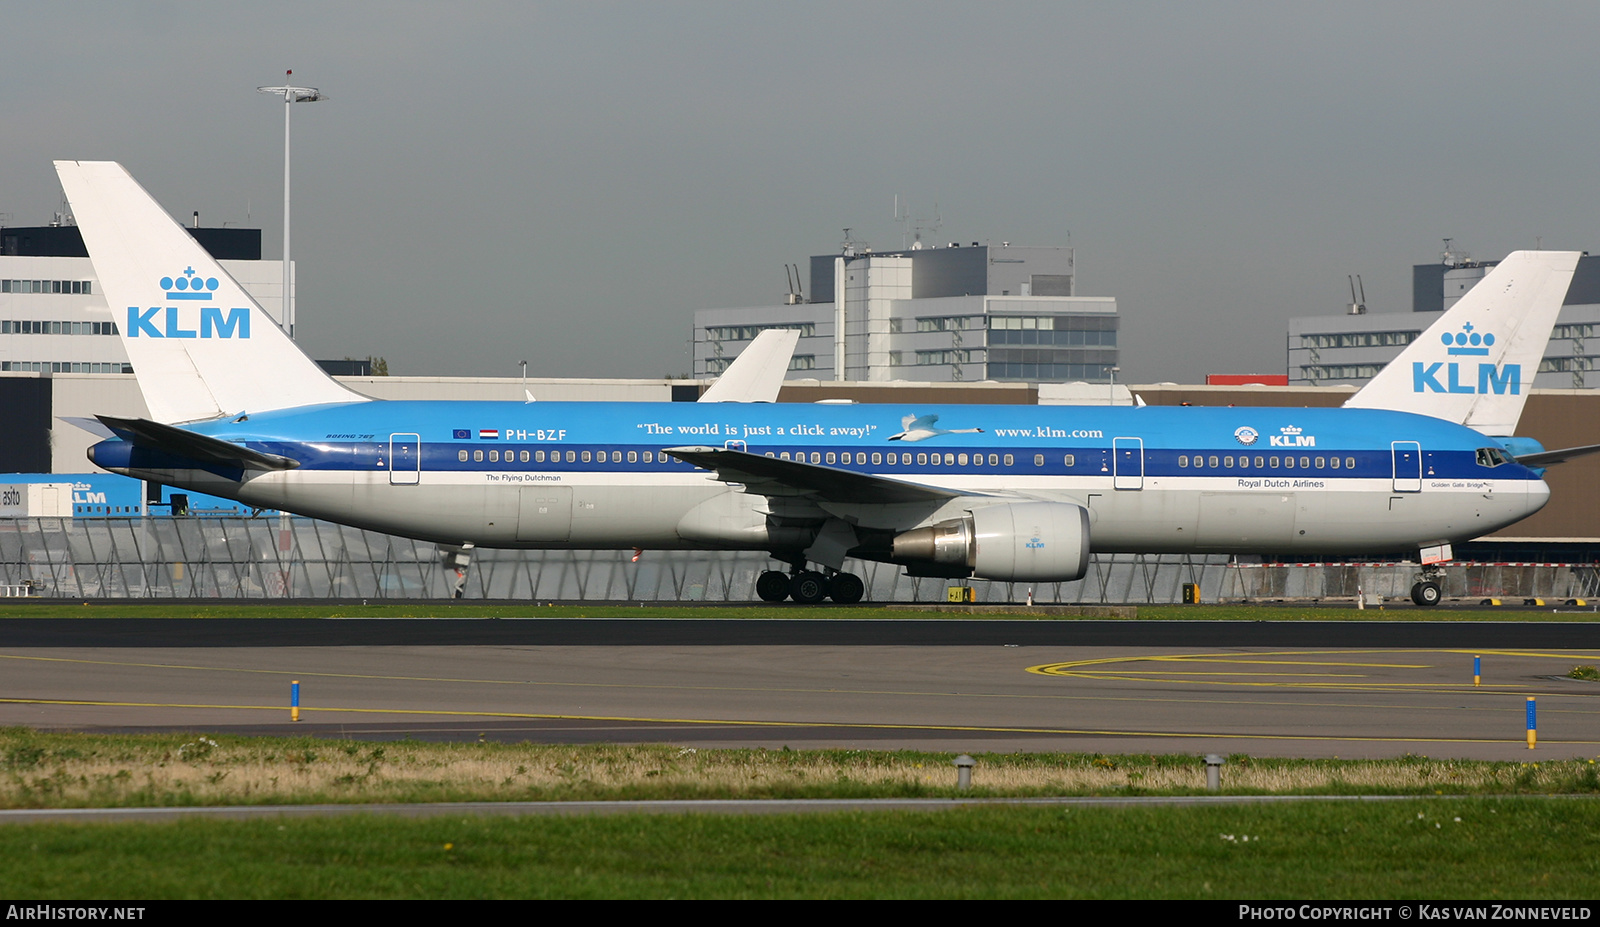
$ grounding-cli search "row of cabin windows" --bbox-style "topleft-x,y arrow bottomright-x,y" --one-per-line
1178,454 -> 1356,470
458,449 -> 668,463
775,450 -> 1065,468
451,448 -> 1082,469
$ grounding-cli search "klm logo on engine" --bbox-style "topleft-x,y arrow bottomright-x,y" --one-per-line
126,268 -> 251,339
1412,323 -> 1518,395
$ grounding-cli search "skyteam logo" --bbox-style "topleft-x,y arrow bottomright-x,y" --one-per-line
1234,426 -> 1258,446
1413,323 -> 1518,395
126,269 -> 250,340
1269,425 -> 1316,448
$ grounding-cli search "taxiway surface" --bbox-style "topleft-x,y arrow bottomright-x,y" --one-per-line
1,618 -> 1597,759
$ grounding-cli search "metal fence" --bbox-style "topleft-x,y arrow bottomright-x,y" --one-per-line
0,516 -> 1595,604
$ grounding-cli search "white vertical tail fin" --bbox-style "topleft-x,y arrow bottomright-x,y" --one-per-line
1344,249 -> 1581,435
54,160 -> 366,424
697,328 -> 800,403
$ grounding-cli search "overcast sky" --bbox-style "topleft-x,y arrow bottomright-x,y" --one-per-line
7,1 -> 1600,384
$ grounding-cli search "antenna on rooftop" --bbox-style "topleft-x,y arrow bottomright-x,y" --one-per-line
784,264 -> 805,305
1347,274 -> 1367,315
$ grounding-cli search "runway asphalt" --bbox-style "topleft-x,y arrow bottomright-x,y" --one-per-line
1,618 -> 1597,759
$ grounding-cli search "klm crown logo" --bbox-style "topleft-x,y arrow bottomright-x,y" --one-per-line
1269,424 -> 1315,447
1413,322 -> 1517,396
126,268 -> 250,340
160,268 -> 220,301
1443,322 -> 1495,356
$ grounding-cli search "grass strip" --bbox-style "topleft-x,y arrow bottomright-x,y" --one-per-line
1,798 -> 1596,898
5,731 -> 1600,809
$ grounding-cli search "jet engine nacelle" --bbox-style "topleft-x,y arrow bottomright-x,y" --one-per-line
891,501 -> 1091,582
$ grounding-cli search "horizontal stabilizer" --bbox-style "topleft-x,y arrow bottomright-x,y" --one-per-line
665,445 -> 964,504
97,415 -> 300,472
1511,442 -> 1600,468
697,329 -> 801,403
58,416 -> 117,440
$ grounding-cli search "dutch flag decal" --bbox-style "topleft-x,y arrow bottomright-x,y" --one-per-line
479,429 -> 499,440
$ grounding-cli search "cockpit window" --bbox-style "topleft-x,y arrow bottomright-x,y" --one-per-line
1476,447 -> 1510,467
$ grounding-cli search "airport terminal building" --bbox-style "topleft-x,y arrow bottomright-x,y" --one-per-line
694,242 -> 1120,384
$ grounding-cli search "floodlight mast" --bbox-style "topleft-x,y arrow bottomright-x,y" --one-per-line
256,72 -> 327,341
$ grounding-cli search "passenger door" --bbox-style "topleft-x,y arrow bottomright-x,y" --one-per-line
1113,437 -> 1144,490
389,433 -> 420,485
1391,441 -> 1422,493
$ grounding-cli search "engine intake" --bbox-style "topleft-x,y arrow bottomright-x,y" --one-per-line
891,501 -> 1091,582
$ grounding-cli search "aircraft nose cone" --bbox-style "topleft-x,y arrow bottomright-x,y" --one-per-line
1527,478 -> 1552,516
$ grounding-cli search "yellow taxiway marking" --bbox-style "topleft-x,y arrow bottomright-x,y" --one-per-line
1029,649 -> 1600,691
2,695 -> 1597,745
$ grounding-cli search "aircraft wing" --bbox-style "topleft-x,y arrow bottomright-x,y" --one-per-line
97,415 -> 301,472
1512,442 -> 1600,468
697,329 -> 801,403
664,446 -> 968,503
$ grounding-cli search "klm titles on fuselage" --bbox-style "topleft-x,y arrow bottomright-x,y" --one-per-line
125,270 -> 251,340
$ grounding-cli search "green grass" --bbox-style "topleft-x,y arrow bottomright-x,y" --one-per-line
5,731 -> 1600,808
0,601 -> 1580,620
1,799 -> 1596,898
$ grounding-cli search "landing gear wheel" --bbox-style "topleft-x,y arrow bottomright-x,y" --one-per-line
828,572 -> 864,604
790,570 -> 829,604
756,570 -> 791,602
1411,581 -> 1441,607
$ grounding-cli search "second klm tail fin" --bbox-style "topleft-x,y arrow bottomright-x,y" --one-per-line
1344,249 -> 1580,435
54,160 -> 366,424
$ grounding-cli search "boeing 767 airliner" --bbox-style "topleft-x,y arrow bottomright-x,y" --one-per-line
54,160 -> 1592,605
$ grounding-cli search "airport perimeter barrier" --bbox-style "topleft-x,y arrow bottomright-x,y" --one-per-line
0,516 -> 1597,604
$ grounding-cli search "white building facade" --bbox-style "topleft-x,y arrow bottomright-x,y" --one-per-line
694,243 -> 1119,383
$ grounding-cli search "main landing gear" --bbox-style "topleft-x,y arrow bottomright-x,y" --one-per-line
1410,580 -> 1442,607
756,567 -> 865,604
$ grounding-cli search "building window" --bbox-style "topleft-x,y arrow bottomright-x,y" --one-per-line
704,322 -> 816,341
